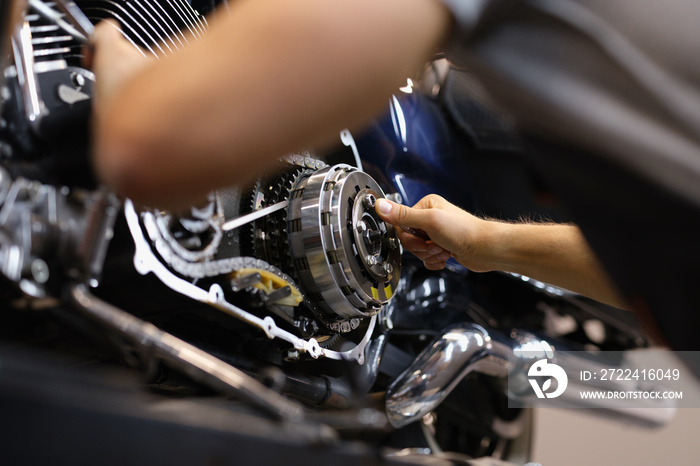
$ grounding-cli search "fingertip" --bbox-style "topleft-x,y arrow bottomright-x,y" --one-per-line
375,198 -> 393,217
93,19 -> 123,41
424,261 -> 446,271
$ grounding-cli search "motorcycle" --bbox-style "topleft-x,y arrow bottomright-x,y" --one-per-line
0,1 -> 675,464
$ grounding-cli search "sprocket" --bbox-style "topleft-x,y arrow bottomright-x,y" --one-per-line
247,166 -> 308,277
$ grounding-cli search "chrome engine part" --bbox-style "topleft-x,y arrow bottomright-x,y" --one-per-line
0,0 -> 403,385
288,164 -> 401,327
126,155 -> 401,363
0,0 -> 405,366
0,166 -> 118,297
0,0 -> 207,296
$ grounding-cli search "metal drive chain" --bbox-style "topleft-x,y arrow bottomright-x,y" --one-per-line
141,155 -> 327,294
126,198 -> 375,364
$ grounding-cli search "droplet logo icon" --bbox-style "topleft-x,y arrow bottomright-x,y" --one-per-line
528,359 -> 568,399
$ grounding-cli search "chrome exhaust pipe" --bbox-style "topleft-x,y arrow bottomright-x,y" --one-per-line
385,323 -> 514,428
385,323 -> 675,429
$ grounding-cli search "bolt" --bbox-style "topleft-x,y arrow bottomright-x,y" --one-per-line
70,72 -> 86,89
366,254 -> 379,266
381,316 -> 394,331
388,237 -> 399,249
382,262 -> 393,274
30,259 -> 49,284
362,194 -> 376,209
385,193 -> 403,204
356,220 -> 367,233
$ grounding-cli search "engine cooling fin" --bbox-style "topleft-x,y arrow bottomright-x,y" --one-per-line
75,0 -> 208,56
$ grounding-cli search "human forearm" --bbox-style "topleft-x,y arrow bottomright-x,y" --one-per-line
481,221 -> 628,309
376,196 -> 628,309
92,0 -> 451,208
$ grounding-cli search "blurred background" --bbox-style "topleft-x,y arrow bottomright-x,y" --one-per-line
532,351 -> 700,465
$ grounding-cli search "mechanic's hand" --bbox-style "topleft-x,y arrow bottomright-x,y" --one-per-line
83,20 -> 151,111
375,194 -> 493,272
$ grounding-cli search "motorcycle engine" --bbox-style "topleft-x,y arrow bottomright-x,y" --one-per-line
0,0 -> 401,367
127,157 -> 401,364
0,3 -> 658,464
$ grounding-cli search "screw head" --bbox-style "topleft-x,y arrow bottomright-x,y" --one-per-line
382,262 -> 393,274
70,72 -> 86,89
30,259 -> 50,284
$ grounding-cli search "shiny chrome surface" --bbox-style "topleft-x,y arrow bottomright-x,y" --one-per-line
77,0 -> 208,57
29,0 -> 90,42
287,164 -> 401,323
385,323 -> 512,428
386,324 -> 675,429
12,17 -> 46,124
0,168 -> 119,296
222,198 -> 288,232
154,192 -> 224,262
54,0 -> 95,40
8,0 -> 99,129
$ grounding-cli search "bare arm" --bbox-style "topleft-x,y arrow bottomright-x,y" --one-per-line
375,195 -> 628,309
90,0 -> 452,209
